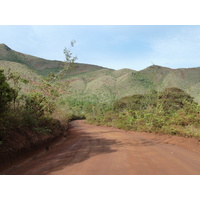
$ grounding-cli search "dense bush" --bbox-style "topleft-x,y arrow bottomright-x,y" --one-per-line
0,69 -> 16,114
19,93 -> 55,128
0,69 -> 64,145
86,87 -> 200,138
113,94 -> 146,111
158,87 -> 195,113
0,70 -> 17,138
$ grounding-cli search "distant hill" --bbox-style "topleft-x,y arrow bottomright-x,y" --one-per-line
0,44 -> 105,76
65,64 -> 200,103
1,44 -> 200,103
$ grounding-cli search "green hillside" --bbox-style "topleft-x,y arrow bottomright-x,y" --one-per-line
65,65 -> 200,103
0,60 -> 43,95
0,44 -> 105,76
1,44 -> 200,103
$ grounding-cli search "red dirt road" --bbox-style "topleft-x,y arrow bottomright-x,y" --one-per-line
2,120 -> 200,175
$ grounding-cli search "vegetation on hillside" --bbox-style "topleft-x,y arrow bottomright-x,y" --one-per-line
1,44 -> 200,104
0,43 -> 105,77
62,65 -> 200,104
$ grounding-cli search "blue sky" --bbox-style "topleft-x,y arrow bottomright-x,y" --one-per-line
1,25 -> 200,70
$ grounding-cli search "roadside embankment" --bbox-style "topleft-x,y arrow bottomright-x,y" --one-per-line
0,120 -> 68,172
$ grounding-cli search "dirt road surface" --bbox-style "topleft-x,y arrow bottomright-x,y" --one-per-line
2,120 -> 200,175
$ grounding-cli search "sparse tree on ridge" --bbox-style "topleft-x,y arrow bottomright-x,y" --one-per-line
49,40 -> 77,83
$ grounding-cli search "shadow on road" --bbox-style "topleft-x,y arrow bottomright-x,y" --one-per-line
5,124 -> 124,174
4,121 -> 160,175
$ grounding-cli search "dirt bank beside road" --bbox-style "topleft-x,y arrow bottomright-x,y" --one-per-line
2,120 -> 200,175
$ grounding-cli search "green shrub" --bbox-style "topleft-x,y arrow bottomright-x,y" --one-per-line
18,93 -> 55,128
158,87 -> 195,113
0,69 -> 17,136
113,94 -> 146,111
0,69 -> 16,114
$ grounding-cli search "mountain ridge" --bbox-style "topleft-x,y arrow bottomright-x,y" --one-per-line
0,44 -> 106,76
1,44 -> 200,103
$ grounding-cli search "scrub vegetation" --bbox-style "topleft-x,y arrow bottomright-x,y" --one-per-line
85,88 -> 200,138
